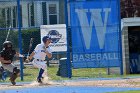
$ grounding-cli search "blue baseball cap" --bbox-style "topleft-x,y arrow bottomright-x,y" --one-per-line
42,36 -> 52,43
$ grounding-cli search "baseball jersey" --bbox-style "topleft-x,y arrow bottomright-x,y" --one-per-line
0,49 -> 16,64
33,44 -> 52,60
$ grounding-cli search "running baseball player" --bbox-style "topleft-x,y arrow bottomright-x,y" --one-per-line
0,41 -> 20,85
27,36 -> 52,83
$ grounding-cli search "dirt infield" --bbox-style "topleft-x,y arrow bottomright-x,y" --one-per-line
0,78 -> 140,90
64,78 -> 140,88
0,81 -> 59,90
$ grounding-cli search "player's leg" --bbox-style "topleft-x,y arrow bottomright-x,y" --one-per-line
10,67 -> 20,85
36,63 -> 47,83
2,64 -> 20,85
0,66 -> 7,81
32,60 -> 47,83
37,68 -> 45,83
0,66 -> 5,80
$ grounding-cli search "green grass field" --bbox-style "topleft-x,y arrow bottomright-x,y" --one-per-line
19,65 -> 140,81
0,65 -> 140,82
107,90 -> 140,93
23,66 -> 121,81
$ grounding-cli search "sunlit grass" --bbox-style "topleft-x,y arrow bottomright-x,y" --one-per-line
0,66 -> 140,82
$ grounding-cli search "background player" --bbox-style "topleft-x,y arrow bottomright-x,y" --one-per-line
27,36 -> 52,83
0,41 -> 20,85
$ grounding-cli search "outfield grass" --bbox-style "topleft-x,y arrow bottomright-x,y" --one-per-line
107,90 -> 140,93
1,65 -> 140,82
22,66 -> 140,81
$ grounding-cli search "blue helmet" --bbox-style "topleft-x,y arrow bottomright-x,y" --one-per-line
42,36 -> 51,43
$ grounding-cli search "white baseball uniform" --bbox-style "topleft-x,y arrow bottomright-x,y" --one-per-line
32,44 -> 52,70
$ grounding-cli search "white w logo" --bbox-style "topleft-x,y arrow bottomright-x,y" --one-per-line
75,8 -> 111,49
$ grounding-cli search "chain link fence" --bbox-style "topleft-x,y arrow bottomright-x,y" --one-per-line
0,0 -> 138,84
0,0 -> 69,83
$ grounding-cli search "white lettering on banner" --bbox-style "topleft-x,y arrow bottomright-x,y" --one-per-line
73,53 -> 119,62
91,54 -> 96,61
79,55 -> 85,61
85,54 -> 91,61
49,44 -> 67,47
102,53 -> 108,60
75,8 -> 111,49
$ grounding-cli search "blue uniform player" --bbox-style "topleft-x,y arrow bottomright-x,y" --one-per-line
27,36 -> 52,83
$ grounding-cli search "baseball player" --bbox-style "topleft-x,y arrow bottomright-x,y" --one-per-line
0,41 -> 20,85
27,36 -> 52,83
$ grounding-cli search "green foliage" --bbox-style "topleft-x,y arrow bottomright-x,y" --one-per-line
0,29 -> 18,50
0,28 -> 40,53
0,30 -> 8,50
0,12 -> 6,28
22,28 -> 41,54
2,65 -> 140,82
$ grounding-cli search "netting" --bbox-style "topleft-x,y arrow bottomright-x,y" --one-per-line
0,0 -> 138,84
0,0 -> 68,83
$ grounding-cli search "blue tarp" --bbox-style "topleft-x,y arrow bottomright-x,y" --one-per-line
70,0 -> 121,68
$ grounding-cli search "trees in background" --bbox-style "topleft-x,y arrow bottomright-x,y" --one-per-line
0,29 -> 41,55
121,0 -> 140,18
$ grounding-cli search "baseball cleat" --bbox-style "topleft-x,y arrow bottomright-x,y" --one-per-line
37,78 -> 43,84
9,74 -> 17,85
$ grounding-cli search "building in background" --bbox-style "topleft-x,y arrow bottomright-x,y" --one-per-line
0,0 -> 140,75
121,0 -> 140,74
0,0 -> 65,28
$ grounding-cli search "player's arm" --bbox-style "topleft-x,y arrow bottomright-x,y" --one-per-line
46,51 -> 52,59
28,44 -> 39,60
15,52 -> 20,57
0,55 -> 11,64
15,52 -> 24,57
25,52 -> 35,63
46,47 -> 52,58
28,52 -> 35,60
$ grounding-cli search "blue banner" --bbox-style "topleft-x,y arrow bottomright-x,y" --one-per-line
70,0 -> 121,68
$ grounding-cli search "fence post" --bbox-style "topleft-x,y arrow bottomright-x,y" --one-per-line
118,0 -> 123,75
17,0 -> 24,80
65,0 -> 72,78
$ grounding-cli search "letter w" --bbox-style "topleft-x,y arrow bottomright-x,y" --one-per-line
75,8 -> 111,49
